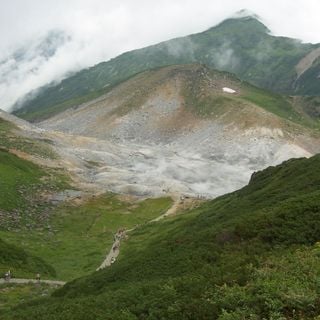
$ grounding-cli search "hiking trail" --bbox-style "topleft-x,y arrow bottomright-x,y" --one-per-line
97,198 -> 184,270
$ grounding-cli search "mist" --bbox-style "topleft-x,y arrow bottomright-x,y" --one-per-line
1,0 -> 320,111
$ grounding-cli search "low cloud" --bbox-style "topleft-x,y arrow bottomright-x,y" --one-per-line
211,42 -> 240,70
1,0 -> 320,111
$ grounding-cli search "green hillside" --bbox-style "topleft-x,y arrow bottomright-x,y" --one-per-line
0,195 -> 172,281
3,154 -> 320,319
0,238 -> 56,278
0,119 -> 70,277
14,16 -> 320,121
0,149 -> 60,278
0,117 -> 56,159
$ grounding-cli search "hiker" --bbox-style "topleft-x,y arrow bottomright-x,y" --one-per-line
6,270 -> 11,281
36,273 -> 41,282
4,272 -> 9,282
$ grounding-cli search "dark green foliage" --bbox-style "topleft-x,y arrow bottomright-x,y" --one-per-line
3,155 -> 320,319
295,59 -> 320,95
14,16 -> 319,121
0,238 -> 56,278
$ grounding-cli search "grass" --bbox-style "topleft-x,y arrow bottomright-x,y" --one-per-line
0,195 -> 173,281
0,238 -> 56,279
0,148 -> 72,278
241,85 -> 308,126
0,118 -> 57,159
3,155 -> 320,319
181,66 -> 319,129
0,149 -> 71,231
0,283 -> 56,313
0,149 -> 44,211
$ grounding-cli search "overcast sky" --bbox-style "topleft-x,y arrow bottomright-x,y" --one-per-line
1,0 -> 320,111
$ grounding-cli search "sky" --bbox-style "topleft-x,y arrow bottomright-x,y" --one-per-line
1,0 -> 320,111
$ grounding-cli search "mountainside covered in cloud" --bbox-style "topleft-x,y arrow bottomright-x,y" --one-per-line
0,30 -> 73,110
13,16 -> 320,121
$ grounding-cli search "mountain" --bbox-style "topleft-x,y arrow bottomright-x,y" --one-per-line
14,15 -> 320,121
0,112 -> 69,278
0,30 -> 70,110
3,153 -> 320,319
34,64 -> 320,199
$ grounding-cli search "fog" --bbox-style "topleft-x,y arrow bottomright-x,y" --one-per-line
1,0 -> 320,111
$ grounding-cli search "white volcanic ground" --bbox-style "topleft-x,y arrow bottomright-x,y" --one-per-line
47,127 -> 311,199
37,90 -> 318,199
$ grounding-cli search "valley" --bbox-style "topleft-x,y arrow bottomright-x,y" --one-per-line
30,65 -> 320,199
1,12 -> 320,320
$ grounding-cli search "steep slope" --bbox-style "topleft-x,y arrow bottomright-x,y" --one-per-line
0,238 -> 56,278
14,15 -> 320,121
0,112 -> 72,277
3,154 -> 320,319
36,64 -> 320,199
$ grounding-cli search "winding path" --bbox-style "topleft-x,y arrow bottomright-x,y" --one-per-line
1,199 -> 183,285
97,199 -> 181,271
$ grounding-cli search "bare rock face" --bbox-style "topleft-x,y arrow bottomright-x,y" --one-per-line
37,65 -> 320,199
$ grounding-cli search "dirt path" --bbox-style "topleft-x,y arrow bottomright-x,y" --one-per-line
0,278 -> 65,286
96,233 -> 123,270
151,199 -> 181,222
97,199 -> 183,271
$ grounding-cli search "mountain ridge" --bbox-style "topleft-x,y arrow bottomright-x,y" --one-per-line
13,15 -> 320,121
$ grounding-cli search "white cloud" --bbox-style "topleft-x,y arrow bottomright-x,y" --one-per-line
0,0 -> 320,111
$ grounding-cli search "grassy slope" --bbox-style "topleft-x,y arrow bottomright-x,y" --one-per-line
0,195 -> 172,281
0,149 -> 67,278
0,119 -> 66,277
2,155 -> 320,319
0,118 -> 57,159
0,283 -> 56,313
14,17 -> 319,121
0,149 -> 43,211
0,238 -> 55,279
0,115 -> 173,282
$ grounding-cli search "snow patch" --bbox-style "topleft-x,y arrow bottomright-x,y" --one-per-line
223,87 -> 236,94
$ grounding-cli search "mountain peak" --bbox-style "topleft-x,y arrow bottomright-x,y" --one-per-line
213,11 -> 270,34
232,9 -> 261,20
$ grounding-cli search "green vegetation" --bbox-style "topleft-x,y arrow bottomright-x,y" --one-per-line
0,148 -> 70,231
180,65 -> 318,128
295,58 -> 320,95
0,283 -> 56,312
0,148 -> 70,278
2,155 -> 320,319
0,118 -> 57,159
242,85 -> 305,124
0,149 -> 44,211
294,96 -> 320,124
0,195 -> 172,281
14,16 -> 319,121
0,238 -> 55,279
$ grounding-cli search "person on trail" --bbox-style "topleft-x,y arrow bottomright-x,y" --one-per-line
36,273 -> 41,282
7,270 -> 11,281
4,272 -> 9,282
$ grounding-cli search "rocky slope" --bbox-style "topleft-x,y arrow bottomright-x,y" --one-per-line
36,64 -> 320,199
